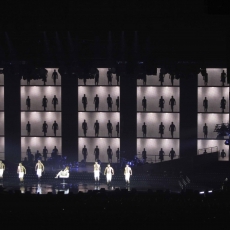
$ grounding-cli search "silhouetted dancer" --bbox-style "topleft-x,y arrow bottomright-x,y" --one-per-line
42,72 -> 47,86
203,149 -> 207,154
159,122 -> 165,138
142,122 -> 147,137
142,148 -> 147,163
203,97 -> 208,112
116,74 -> 120,85
159,72 -> 164,86
95,72 -> 99,85
52,146 -> 58,158
42,121 -> 48,136
220,149 -> 226,158
107,94 -> 113,111
94,120 -> 99,137
169,122 -> 176,138
35,150 -> 42,162
82,120 -> 88,137
116,148 -> 120,163
26,121 -> 31,136
203,123 -> 208,138
142,96 -> 147,111
169,96 -> 176,112
52,69 -> 58,85
82,94 -> 87,111
26,146 -> 32,162
52,120 -> 58,136
94,94 -> 99,111
116,122 -> 119,137
220,97 -> 226,113
143,74 -> 146,85
94,146 -> 100,161
107,146 -> 113,163
116,96 -> 119,111
159,96 -> 165,112
42,96 -> 48,111
203,73 -> 208,86
221,70 -> 226,86
107,69 -> 113,85
83,74 -> 87,85
169,148 -> 176,160
169,74 -> 175,86
159,148 -> 165,162
82,145 -> 88,162
26,96 -> 30,110
52,95 -> 58,111
42,146 -> 48,162
107,120 -> 113,137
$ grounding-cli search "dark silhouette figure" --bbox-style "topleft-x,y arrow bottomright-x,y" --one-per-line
27,78 -> 31,85
94,94 -> 99,111
26,146 -> 32,162
159,122 -> 165,138
107,70 -> 113,85
203,97 -> 208,112
203,123 -> 208,138
95,72 -> 99,85
35,150 -> 42,162
42,72 -> 47,85
159,96 -> 165,112
82,120 -> 88,137
169,74 -> 175,86
42,121 -> 48,136
142,96 -> 147,111
82,94 -> 87,111
26,96 -> 30,110
116,96 -> 119,111
220,97 -> 226,113
43,146 -> 48,162
107,94 -> 113,111
203,149 -> 207,154
143,75 -> 146,85
142,148 -> 147,163
42,96 -> 48,111
82,145 -> 88,162
83,74 -> 87,85
159,148 -> 165,162
169,96 -> 176,112
220,149 -> 226,158
203,73 -> 208,86
52,95 -> 58,111
169,122 -> 176,138
107,120 -> 113,137
116,74 -> 120,85
94,146 -> 100,161
142,122 -> 147,137
52,69 -> 58,85
107,146 -> 113,163
221,70 -> 226,86
52,121 -> 58,136
26,121 -> 31,136
52,146 -> 58,158
116,122 -> 119,137
159,73 -> 164,86
169,148 -> 176,160
116,148 -> 120,162
94,120 -> 99,137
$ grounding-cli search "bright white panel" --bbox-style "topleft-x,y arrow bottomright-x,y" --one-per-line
137,113 -> 179,138
78,138 -> 120,163
197,140 -> 229,161
197,114 -> 229,138
21,112 -> 61,136
0,87 -> 4,110
78,86 -> 120,111
0,112 -> 4,135
0,137 -> 4,160
198,68 -> 227,86
21,68 -> 61,86
78,112 -> 119,137
137,87 -> 180,112
137,138 -> 180,162
198,87 -> 229,112
137,68 -> 180,86
21,137 -> 62,160
21,86 -> 61,111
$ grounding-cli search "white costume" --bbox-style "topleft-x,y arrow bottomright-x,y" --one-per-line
0,161 -> 5,178
35,161 -> 44,178
104,165 -> 114,183
55,168 -> 69,178
94,162 -> 101,181
17,164 -> 26,180
124,165 -> 132,183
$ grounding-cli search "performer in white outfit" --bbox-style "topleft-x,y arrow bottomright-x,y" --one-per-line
0,160 -> 5,178
104,164 -> 114,184
55,166 -> 69,178
94,162 -> 101,182
35,160 -> 45,179
17,163 -> 26,182
124,164 -> 132,184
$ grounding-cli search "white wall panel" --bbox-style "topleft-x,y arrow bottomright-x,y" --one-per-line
0,112 -> 4,135
0,87 -> 4,110
0,137 -> 4,160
